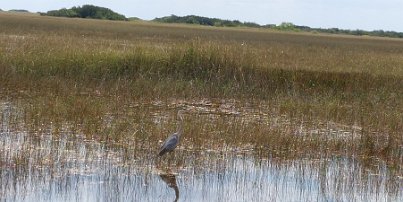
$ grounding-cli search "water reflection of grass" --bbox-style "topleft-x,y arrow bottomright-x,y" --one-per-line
1,129 -> 401,201
0,12 -> 402,167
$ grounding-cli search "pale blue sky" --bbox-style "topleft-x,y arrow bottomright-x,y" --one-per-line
1,0 -> 402,32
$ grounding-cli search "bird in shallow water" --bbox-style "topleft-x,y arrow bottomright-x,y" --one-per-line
158,110 -> 184,156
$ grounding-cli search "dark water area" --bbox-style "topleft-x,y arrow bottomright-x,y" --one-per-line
0,101 -> 402,202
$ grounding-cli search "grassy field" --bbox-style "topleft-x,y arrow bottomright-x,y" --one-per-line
0,12 -> 402,166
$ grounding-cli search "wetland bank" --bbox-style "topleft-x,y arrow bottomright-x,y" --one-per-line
1,12 -> 402,201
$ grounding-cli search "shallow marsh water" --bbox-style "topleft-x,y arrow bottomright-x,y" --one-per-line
0,100 -> 402,202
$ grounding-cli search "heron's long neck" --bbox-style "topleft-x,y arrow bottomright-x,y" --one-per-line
176,115 -> 184,137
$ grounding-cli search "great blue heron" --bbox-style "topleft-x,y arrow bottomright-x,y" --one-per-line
158,110 -> 184,156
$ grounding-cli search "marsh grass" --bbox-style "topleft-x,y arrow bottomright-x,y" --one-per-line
0,12 -> 402,166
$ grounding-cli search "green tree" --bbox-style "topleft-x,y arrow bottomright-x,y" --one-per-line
42,5 -> 126,21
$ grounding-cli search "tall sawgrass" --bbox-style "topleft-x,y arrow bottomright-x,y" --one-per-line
0,12 -> 402,165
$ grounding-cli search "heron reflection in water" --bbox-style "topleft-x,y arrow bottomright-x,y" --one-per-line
158,110 -> 184,157
159,171 -> 179,202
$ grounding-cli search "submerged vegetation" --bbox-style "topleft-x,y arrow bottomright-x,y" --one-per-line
0,12 -> 402,169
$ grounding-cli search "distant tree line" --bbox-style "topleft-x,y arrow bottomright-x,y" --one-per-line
153,15 -> 403,38
284,23 -> 403,38
153,15 -> 267,28
128,17 -> 141,21
29,5 -> 403,39
6,9 -> 30,12
40,5 -> 127,21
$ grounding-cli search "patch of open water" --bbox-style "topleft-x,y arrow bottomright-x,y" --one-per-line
0,100 -> 401,201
